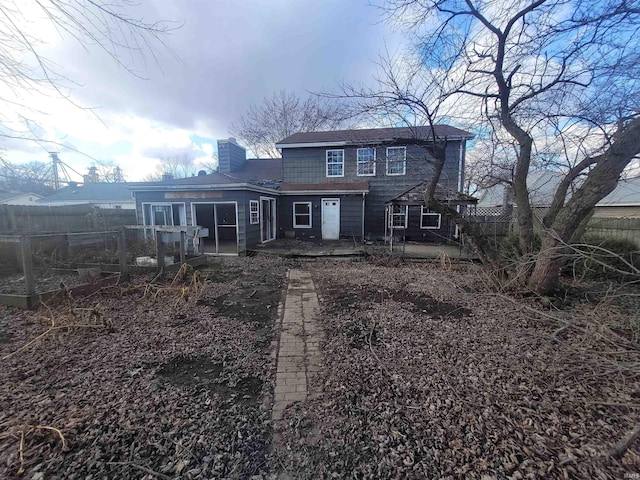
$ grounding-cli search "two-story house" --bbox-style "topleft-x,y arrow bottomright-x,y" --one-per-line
275,125 -> 474,242
129,126 -> 474,255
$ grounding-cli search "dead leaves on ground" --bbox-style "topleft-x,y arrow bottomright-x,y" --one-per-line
275,262 -> 640,479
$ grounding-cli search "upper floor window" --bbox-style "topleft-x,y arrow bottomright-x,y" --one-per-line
357,148 -> 376,176
386,147 -> 406,176
326,149 -> 344,177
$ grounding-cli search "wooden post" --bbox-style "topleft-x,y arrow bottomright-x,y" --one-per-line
156,230 -> 165,272
117,229 -> 128,275
20,237 -> 36,297
179,231 -> 186,265
8,207 -> 17,232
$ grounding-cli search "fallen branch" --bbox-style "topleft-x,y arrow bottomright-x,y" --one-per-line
610,425 -> 640,459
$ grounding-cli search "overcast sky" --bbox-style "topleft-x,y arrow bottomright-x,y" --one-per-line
1,0 -> 406,181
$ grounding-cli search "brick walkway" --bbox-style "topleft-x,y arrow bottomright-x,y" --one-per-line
272,269 -> 322,423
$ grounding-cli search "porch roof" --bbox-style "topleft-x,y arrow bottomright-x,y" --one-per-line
386,181 -> 478,206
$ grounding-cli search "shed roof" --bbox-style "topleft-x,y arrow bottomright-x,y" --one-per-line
39,183 -> 134,203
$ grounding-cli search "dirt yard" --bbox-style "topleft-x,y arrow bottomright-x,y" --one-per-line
275,260 -> 640,479
0,256 -> 289,479
1,256 -> 639,479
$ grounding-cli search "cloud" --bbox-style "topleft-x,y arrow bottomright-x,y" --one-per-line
1,0 -> 405,180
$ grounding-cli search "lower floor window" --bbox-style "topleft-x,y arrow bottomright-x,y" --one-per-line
250,200 -> 259,224
388,205 -> 407,228
420,206 -> 441,229
293,202 -> 312,228
143,203 -> 186,226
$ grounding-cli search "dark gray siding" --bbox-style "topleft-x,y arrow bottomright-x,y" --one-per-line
217,139 -> 247,173
282,141 -> 463,238
278,195 -> 364,240
282,142 -> 461,188
244,192 -> 278,248
133,189 -> 277,254
402,205 -> 455,243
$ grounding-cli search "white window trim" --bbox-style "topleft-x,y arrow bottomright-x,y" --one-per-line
388,205 -> 408,229
326,149 -> 345,178
142,202 -> 187,226
293,202 -> 312,228
386,146 -> 407,176
420,206 -> 441,229
249,200 -> 259,225
356,147 -> 376,176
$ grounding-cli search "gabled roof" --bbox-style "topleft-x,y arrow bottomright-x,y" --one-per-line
39,183 -> 134,203
276,125 -> 474,148
387,181 -> 478,205
475,170 -> 567,208
0,191 -> 43,202
598,176 -> 640,206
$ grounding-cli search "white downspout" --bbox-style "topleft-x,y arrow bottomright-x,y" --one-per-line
361,192 -> 365,241
455,140 -> 466,240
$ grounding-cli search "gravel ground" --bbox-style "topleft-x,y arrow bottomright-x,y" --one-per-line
274,260 -> 640,479
0,256 -> 290,479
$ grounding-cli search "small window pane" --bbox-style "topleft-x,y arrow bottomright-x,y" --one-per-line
388,205 -> 407,228
293,202 -> 312,228
387,147 -> 406,175
357,148 -> 376,176
326,150 -> 344,177
250,200 -> 259,224
421,207 -> 441,229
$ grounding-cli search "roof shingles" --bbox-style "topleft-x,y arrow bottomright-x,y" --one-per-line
276,125 -> 473,146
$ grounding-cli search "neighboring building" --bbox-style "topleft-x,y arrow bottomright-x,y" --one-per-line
594,177 -> 640,218
275,125 -> 473,241
475,171 -> 640,219
0,191 -> 43,205
476,170 -> 566,209
130,126 -> 475,255
38,182 -> 135,209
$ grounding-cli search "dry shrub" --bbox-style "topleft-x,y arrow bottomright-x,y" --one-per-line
569,235 -> 640,281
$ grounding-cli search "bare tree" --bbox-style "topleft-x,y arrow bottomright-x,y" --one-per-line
0,159 -> 54,194
197,156 -> 219,174
0,1 -> 175,150
144,153 -> 197,181
351,0 -> 640,294
230,91 -> 351,158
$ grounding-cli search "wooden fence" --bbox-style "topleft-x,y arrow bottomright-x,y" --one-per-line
0,204 -> 136,234
585,217 -> 640,246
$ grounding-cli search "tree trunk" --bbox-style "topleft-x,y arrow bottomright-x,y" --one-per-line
529,118 -> 640,294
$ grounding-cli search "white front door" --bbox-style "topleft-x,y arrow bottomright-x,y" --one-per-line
321,198 -> 340,240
